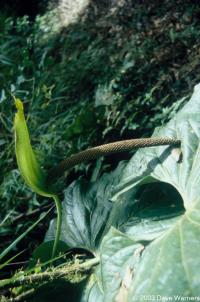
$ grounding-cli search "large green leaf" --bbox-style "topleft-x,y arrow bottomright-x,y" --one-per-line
112,84 -> 200,208
127,209 -> 200,299
45,163 -> 126,254
110,181 -> 184,240
100,228 -> 143,302
81,270 -> 104,302
81,84 -> 200,300
47,84 -> 200,298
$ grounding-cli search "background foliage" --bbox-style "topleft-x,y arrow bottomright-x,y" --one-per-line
1,0 -> 200,299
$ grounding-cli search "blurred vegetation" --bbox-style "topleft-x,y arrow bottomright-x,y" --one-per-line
1,0 -> 200,281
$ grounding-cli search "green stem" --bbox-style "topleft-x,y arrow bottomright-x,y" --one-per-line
0,257 -> 100,290
52,195 -> 62,258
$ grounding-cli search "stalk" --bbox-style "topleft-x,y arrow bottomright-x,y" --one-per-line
52,195 -> 62,258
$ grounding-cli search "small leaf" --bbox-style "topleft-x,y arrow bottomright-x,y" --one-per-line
32,240 -> 68,263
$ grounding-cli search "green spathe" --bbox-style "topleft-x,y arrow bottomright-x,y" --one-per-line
14,97 -> 62,258
14,98 -> 49,196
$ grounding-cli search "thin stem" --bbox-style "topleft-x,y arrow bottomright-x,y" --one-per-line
52,195 -> 62,259
7,288 -> 35,302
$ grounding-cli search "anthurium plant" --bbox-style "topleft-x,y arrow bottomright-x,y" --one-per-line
11,83 -> 200,300
46,84 -> 200,299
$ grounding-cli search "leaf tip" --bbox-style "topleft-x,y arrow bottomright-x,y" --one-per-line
14,98 -> 24,112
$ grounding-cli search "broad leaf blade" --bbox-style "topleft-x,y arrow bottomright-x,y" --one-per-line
100,228 -> 143,302
109,84 -> 200,297
45,164 -> 126,254
80,84 -> 200,299
81,272 -> 103,302
127,210 -> 200,298
112,86 -> 200,210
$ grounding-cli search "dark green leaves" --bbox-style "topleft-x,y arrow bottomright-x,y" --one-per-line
32,241 -> 68,263
46,84 -> 200,299
45,165 -> 126,254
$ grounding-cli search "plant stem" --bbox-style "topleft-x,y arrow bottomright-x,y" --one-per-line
0,257 -> 99,290
7,288 -> 35,302
52,195 -> 62,259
